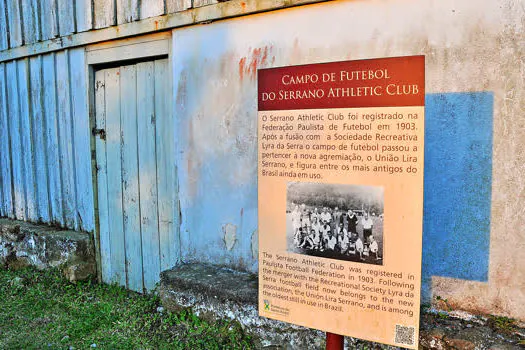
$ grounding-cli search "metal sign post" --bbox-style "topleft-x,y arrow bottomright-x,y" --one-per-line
326,332 -> 344,350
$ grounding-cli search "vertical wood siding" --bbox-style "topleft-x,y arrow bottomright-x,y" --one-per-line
0,0 -> 193,50
29,56 -> 49,222
56,51 -> 77,229
6,61 -> 25,220
6,0 -> 23,48
116,0 -> 139,24
42,53 -> 64,224
70,49 -> 93,231
21,0 -> 40,43
0,49 -> 94,232
140,0 -> 165,20
17,59 -> 38,222
0,63 -> 13,218
93,0 -> 116,29
76,0 -> 93,32
57,0 -> 76,36
41,0 -> 59,41
0,1 -> 9,51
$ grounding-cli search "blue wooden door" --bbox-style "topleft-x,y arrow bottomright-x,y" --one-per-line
94,59 -> 178,292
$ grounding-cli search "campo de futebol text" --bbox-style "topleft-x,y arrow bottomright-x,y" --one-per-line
261,69 -> 420,101
258,56 -> 425,111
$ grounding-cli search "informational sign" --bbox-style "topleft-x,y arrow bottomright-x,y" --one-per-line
258,56 -> 425,348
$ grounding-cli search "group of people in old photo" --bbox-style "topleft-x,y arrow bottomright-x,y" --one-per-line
286,182 -> 384,265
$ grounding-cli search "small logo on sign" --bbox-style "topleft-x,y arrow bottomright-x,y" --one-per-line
264,300 -> 270,311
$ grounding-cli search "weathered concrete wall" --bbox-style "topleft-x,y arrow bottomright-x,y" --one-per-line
171,0 -> 524,321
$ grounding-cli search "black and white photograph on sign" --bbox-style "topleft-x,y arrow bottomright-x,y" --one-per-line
286,182 -> 384,266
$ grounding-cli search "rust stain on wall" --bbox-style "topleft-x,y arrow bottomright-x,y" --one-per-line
238,56 -> 247,80
238,46 -> 274,81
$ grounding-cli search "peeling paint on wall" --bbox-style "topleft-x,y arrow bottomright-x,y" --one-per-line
250,229 -> 258,260
223,223 -> 237,251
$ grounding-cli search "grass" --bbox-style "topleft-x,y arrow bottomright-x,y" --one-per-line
0,267 -> 254,349
488,315 -> 518,334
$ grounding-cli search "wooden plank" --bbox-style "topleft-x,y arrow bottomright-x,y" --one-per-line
86,38 -> 169,65
117,0 -> 139,24
42,53 -> 64,225
0,63 -> 13,217
69,48 -> 94,232
16,60 -> 34,221
104,67 -> 126,286
6,0 -> 23,47
57,0 -> 75,36
86,31 -> 171,52
136,61 -> 160,290
21,0 -> 41,44
141,0 -> 165,19
94,69 -> 112,283
166,0 -> 192,13
56,51 -> 78,229
193,0 -> 218,8
0,64 -> 4,216
41,0 -> 59,40
0,64 -> 5,216
29,56 -> 50,222
76,0 -> 93,32
17,59 -> 37,222
0,1 -> 9,51
120,64 -> 143,292
93,0 -> 116,29
155,58 -> 178,270
6,61 -> 25,219
32,0 -> 42,41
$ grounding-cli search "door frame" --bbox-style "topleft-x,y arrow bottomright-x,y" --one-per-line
86,31 -> 175,282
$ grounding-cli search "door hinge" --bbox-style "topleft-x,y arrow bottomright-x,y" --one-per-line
92,127 -> 106,140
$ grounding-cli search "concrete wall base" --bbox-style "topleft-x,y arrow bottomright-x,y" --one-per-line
158,263 -> 325,349
0,219 -> 96,282
159,263 -> 525,349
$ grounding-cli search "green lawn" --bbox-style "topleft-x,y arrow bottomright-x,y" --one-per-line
0,268 -> 253,350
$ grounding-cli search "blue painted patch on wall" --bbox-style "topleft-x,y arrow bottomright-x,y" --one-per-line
422,92 -> 493,300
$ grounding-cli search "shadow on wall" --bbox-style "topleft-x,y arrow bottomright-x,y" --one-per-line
422,92 -> 493,301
